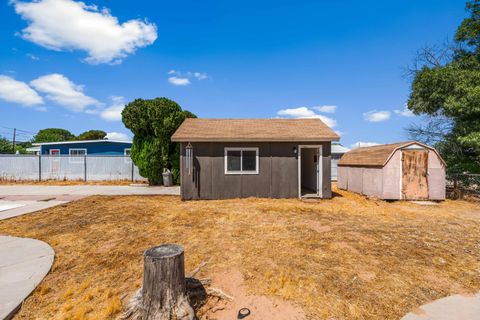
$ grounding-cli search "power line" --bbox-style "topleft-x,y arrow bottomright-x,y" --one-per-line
0,125 -> 37,135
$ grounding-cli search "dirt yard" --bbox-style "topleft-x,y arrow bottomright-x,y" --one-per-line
0,187 -> 479,320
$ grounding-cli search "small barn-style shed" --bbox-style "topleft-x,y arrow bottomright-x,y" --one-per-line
337,141 -> 446,200
172,118 -> 340,200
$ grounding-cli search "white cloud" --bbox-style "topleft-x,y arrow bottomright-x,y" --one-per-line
106,131 -> 130,141
350,141 -> 380,149
30,73 -> 100,111
363,110 -> 391,122
193,72 -> 207,80
394,105 -> 415,117
100,96 -> 125,121
26,53 -> 40,60
278,106 -> 315,118
167,70 -> 207,85
0,75 -> 44,106
168,76 -> 191,86
277,107 -> 337,128
313,105 -> 337,113
12,0 -> 157,64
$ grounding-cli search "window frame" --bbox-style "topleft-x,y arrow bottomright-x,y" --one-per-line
49,149 -> 60,155
68,148 -> 87,164
224,147 -> 259,175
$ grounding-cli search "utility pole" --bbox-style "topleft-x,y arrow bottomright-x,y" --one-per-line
12,128 -> 16,154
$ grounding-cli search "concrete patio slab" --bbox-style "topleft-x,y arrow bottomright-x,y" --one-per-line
402,292 -> 480,320
0,236 -> 54,320
0,203 -> 24,212
0,185 -> 180,197
0,200 -> 68,221
0,185 -> 180,220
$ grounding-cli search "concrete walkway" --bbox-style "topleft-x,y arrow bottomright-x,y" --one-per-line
0,185 -> 180,197
0,236 -> 54,320
402,292 -> 480,320
0,185 -> 180,220
0,200 -> 68,220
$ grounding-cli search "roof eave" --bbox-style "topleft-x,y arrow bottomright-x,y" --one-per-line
32,140 -> 132,146
171,137 -> 340,142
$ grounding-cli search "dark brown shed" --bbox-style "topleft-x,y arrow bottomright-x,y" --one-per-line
172,118 -> 340,200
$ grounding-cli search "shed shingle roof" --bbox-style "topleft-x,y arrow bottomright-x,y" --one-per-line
338,141 -> 445,167
171,118 -> 340,142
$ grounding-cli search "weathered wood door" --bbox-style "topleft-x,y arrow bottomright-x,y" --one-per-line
402,150 -> 429,200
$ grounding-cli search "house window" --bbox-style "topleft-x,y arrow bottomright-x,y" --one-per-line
224,148 -> 259,174
69,148 -> 87,163
49,149 -> 60,155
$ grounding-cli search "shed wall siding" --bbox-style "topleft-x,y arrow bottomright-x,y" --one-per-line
322,146 -> 332,198
337,167 -> 347,189
180,142 -> 331,200
362,168 -> 383,197
428,150 -> 446,200
346,167 -> 364,194
382,151 -> 402,199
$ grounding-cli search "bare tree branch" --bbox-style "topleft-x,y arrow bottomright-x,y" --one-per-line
403,40 -> 458,79
407,113 -> 453,145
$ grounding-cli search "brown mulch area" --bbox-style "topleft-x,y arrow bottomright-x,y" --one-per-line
0,186 -> 479,319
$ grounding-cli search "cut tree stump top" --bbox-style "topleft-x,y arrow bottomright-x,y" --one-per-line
145,244 -> 184,259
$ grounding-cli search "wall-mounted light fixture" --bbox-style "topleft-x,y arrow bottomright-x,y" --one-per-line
293,146 -> 297,155
186,142 -> 193,175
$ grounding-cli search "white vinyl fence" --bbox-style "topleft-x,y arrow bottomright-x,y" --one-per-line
0,155 -> 146,181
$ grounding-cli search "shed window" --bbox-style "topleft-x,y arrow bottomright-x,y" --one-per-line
224,148 -> 259,174
69,148 -> 87,163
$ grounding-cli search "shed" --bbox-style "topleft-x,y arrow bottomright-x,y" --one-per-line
171,118 -> 340,200
337,141 -> 446,200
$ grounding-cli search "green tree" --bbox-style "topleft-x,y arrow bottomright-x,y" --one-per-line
122,98 -> 195,185
407,0 -> 480,173
33,128 -> 76,143
0,136 -> 12,154
77,130 -> 107,140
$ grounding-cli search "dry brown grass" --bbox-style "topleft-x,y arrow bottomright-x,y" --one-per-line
0,179 -> 146,186
1,186 -> 479,320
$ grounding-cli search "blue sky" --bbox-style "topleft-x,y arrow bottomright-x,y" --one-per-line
0,0 -> 467,147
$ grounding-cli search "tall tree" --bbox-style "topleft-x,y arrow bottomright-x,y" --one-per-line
407,0 -> 480,173
33,128 -> 76,143
77,130 -> 107,140
0,136 -> 12,154
122,98 -> 195,185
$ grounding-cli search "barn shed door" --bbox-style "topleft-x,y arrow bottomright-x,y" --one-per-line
402,150 -> 429,200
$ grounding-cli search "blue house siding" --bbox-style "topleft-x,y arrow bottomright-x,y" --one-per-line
40,141 -> 132,155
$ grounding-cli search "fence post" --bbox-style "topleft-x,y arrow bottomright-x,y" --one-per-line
131,160 -> 134,182
38,155 -> 42,181
84,155 -> 87,182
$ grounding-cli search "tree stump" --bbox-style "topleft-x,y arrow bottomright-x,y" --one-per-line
127,244 -> 195,320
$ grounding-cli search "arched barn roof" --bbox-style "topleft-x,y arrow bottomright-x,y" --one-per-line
338,141 -> 446,167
